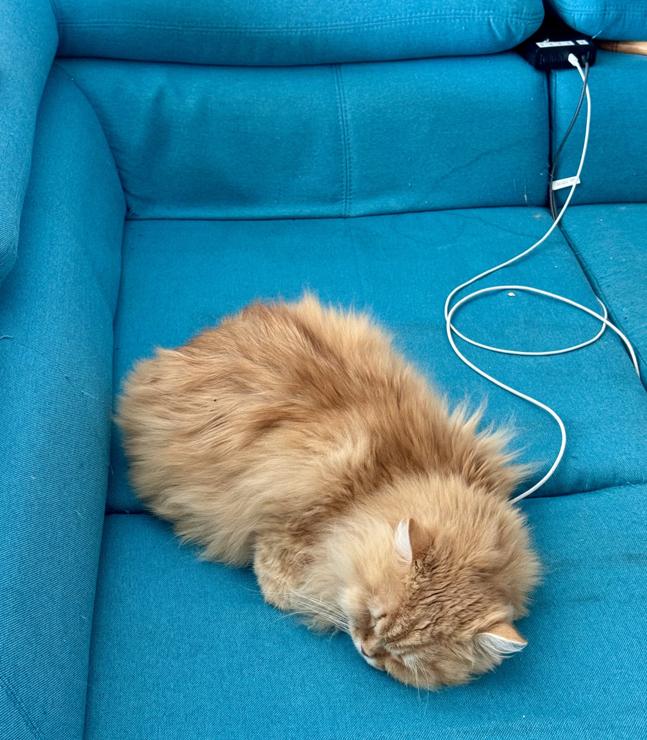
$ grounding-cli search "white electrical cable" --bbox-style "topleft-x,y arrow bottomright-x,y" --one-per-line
444,54 -> 641,504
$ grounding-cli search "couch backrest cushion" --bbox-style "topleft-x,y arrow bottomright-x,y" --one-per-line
59,54 -> 548,219
552,51 -> 647,205
53,0 -> 544,65
548,1 -> 647,40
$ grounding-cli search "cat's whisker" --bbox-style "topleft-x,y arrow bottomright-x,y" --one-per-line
288,593 -> 348,623
274,610 -> 307,624
291,591 -> 346,614
298,609 -> 349,632
297,600 -> 347,623
273,607 -> 346,633
283,595 -> 350,632
412,661 -> 422,701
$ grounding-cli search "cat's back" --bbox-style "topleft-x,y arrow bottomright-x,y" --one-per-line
182,293 -> 409,411
117,294 -> 416,479
117,295 -> 430,559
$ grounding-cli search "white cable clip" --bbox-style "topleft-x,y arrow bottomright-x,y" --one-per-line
551,175 -> 581,190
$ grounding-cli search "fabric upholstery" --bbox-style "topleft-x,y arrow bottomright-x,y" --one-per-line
54,0 -> 544,66
548,0 -> 647,40
1,2 -> 646,738
0,67 -> 124,739
59,54 -> 547,220
552,51 -> 647,207
0,0 -> 57,284
108,210 -> 647,512
85,485 -> 647,739
562,204 -> 647,379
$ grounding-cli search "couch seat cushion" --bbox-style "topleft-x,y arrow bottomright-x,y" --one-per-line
109,208 -> 647,511
562,204 -> 647,379
85,485 -> 647,739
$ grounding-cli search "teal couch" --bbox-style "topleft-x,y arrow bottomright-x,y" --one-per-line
1,1 -> 646,738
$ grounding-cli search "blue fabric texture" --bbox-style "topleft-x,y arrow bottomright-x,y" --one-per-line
1,2 -> 646,738
54,0 -> 544,65
562,204 -> 647,379
548,0 -> 647,39
0,67 -> 124,739
108,210 -> 647,512
59,54 -> 547,219
552,51 -> 647,206
86,485 -> 647,739
0,0 -> 57,284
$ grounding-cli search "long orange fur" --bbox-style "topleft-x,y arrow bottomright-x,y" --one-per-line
117,294 -> 540,688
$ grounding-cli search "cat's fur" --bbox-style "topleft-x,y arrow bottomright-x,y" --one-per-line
117,294 -> 540,688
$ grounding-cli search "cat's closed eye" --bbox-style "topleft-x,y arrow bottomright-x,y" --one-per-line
368,610 -> 388,632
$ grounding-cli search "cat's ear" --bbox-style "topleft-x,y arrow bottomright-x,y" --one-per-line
394,519 -> 429,563
477,623 -> 527,659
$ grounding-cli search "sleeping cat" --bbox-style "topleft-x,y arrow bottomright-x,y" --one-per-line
117,294 -> 540,688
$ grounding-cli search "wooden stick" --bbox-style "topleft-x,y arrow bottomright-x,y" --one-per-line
599,41 -> 647,56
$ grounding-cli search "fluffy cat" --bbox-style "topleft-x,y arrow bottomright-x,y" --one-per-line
117,294 -> 540,688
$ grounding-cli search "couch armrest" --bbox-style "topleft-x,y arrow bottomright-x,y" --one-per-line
0,66 -> 125,738
0,0 -> 58,284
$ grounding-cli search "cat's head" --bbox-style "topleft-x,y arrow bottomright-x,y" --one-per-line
330,474 -> 540,688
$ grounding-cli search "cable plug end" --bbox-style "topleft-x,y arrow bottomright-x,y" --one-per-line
567,53 -> 579,68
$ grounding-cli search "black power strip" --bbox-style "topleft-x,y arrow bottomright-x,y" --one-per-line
519,29 -> 596,70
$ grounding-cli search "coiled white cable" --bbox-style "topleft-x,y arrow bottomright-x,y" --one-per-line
444,55 -> 641,503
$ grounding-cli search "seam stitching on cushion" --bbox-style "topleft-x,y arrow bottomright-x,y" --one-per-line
0,670 -> 44,739
333,65 -> 351,217
342,71 -> 354,215
56,11 -> 544,35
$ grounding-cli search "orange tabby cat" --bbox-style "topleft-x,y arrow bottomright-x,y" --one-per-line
117,294 -> 540,688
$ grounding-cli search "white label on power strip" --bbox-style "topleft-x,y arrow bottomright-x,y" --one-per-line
552,176 -> 581,191
537,40 -> 575,48
576,40 -> 589,45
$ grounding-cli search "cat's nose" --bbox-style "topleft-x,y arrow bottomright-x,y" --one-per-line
358,642 -> 386,672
